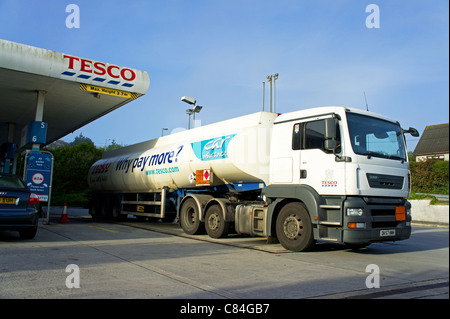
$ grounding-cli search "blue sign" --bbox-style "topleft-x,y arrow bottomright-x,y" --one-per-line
191,134 -> 236,161
25,151 -> 53,202
27,121 -> 48,145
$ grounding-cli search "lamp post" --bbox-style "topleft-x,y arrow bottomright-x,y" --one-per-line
161,128 -> 168,136
266,75 -> 272,112
273,73 -> 278,113
182,96 -> 203,129
266,73 -> 279,113
186,109 -> 193,129
192,105 -> 203,128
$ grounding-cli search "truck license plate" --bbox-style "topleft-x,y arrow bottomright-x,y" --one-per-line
380,229 -> 395,237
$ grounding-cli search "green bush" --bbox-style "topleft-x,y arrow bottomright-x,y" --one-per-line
51,192 -> 92,207
45,142 -> 103,207
408,192 -> 441,204
410,160 -> 449,194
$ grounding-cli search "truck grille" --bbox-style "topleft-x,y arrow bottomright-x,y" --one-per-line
358,197 -> 408,229
372,208 -> 396,216
366,173 -> 404,189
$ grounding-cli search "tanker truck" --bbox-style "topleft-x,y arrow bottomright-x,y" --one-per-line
88,106 -> 419,251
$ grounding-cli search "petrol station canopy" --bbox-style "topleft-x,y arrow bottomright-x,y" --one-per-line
0,39 -> 150,152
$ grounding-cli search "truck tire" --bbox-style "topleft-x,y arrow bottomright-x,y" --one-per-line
112,198 -> 126,221
276,202 -> 315,252
89,196 -> 101,220
99,198 -> 109,219
180,198 -> 205,235
205,204 -> 230,238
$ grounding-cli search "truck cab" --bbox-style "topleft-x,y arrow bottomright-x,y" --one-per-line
263,107 -> 415,250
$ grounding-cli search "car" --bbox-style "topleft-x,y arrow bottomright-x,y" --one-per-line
0,173 -> 40,239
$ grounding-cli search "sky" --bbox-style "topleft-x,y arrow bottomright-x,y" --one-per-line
0,0 -> 448,151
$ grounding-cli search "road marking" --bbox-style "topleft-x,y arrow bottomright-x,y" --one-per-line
87,225 -> 118,233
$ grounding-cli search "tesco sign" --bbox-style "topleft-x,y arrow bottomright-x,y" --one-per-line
62,54 -> 136,83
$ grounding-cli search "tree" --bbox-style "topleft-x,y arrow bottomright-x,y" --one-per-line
105,139 -> 122,152
69,133 -> 94,146
41,134 -> 126,206
45,141 -> 103,206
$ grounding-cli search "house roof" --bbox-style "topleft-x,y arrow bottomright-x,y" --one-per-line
413,123 -> 449,156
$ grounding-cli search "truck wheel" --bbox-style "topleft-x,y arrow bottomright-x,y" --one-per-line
112,198 -> 126,221
205,205 -> 230,238
89,196 -> 101,220
99,200 -> 109,219
276,202 -> 315,252
180,198 -> 205,235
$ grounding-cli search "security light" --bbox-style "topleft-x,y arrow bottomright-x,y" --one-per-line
181,96 -> 196,105
182,96 -> 203,129
193,105 -> 203,113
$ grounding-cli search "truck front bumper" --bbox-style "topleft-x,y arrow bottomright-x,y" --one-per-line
341,197 -> 411,244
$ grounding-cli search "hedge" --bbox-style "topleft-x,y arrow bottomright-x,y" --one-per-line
410,160 -> 449,194
45,142 -> 103,207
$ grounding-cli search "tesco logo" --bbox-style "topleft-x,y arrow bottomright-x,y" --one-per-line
63,55 -> 136,82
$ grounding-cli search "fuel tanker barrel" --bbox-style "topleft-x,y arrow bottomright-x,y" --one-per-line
88,112 -> 278,193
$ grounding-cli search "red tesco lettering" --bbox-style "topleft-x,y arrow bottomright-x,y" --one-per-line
63,55 -> 136,82
94,62 -> 106,76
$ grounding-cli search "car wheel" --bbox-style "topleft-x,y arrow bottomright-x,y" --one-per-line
19,227 -> 37,240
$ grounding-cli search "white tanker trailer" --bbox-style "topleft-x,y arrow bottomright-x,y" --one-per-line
88,106 -> 419,251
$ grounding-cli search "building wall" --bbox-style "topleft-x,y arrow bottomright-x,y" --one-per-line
416,153 -> 449,162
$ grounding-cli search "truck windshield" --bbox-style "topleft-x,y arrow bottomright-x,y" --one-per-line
346,112 -> 407,161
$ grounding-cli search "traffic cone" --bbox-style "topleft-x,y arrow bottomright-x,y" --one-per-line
59,202 -> 69,223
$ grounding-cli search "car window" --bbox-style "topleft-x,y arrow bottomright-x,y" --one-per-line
0,174 -> 27,190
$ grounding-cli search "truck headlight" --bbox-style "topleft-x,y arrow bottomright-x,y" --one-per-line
406,206 -> 411,216
347,208 -> 364,216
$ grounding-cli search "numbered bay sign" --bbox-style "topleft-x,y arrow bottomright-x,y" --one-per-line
24,151 -> 54,202
20,121 -> 48,149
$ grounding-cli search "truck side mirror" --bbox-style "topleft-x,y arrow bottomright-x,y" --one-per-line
324,117 -> 337,151
325,118 -> 336,140
324,139 -> 337,151
403,127 -> 419,137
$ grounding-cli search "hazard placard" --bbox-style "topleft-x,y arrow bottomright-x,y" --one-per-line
196,169 -> 212,186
